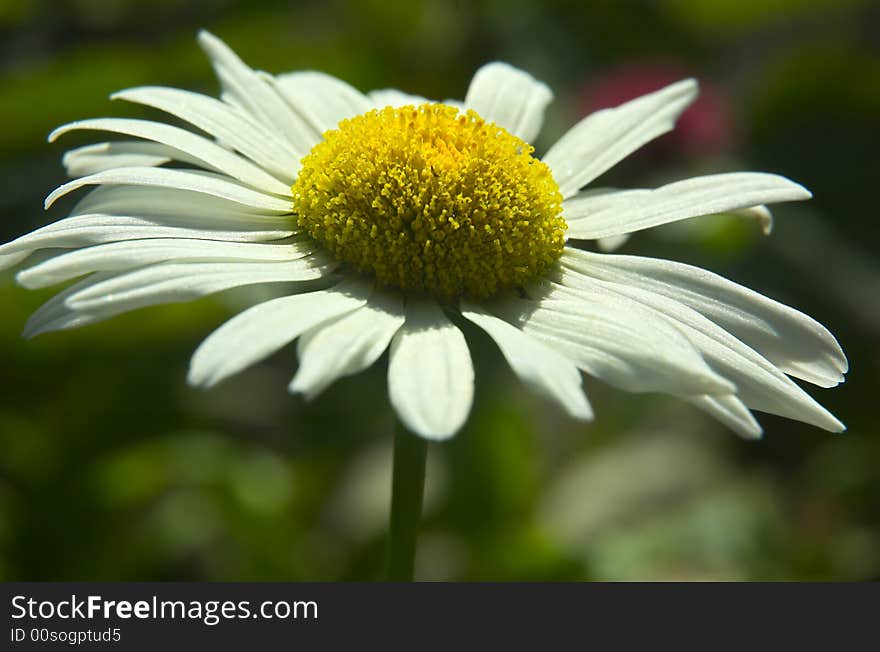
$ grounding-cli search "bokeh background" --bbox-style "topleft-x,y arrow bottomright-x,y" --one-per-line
1,0 -> 878,581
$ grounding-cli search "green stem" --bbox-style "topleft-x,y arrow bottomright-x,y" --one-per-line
387,420 -> 428,581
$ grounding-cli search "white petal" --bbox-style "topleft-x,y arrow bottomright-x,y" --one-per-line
63,255 -> 336,314
368,89 -> 430,108
17,238 -> 310,289
596,233 -> 630,252
45,167 -> 293,214
51,119 -> 291,195
62,141 -> 176,176
561,249 -> 848,387
685,395 -> 763,439
112,85 -> 297,181
290,288 -> 404,399
0,212 -> 293,260
464,62 -> 552,143
731,204 -> 774,236
461,301 -> 592,420
197,31 -> 317,154
0,250 -> 31,272
188,279 -> 370,387
494,284 -> 734,397
33,183 -> 296,247
543,79 -> 698,198
23,273 -> 116,338
388,299 -> 474,440
271,71 -> 373,136
564,173 -> 810,240
556,267 -> 844,432
68,183 -> 291,220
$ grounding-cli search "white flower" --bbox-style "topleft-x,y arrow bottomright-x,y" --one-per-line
1,31 -> 847,440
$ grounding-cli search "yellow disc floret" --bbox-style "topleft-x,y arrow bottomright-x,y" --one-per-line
291,103 -> 566,300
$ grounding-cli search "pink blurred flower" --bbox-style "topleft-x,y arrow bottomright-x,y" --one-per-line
578,62 -> 736,159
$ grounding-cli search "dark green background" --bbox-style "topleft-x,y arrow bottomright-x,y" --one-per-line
1,0 -> 878,580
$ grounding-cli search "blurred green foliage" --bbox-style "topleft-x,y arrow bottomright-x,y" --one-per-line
1,0 -> 878,580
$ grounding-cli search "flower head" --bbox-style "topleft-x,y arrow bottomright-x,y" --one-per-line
1,31 -> 847,440
292,103 -> 566,299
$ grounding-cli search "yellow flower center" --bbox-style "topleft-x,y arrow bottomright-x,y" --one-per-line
291,103 -> 566,300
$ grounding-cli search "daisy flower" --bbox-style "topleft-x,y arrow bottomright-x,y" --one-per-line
1,31 -> 847,442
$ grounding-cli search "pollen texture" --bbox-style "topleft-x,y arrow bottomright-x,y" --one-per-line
291,103 -> 566,299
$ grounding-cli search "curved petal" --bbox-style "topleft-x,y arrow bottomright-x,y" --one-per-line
464,62 -> 552,143
555,267 -> 844,432
68,183 -> 293,221
732,204 -> 774,236
271,71 -> 373,136
22,272 -> 116,338
461,302 -> 592,420
543,79 -> 698,198
62,141 -> 176,176
51,118 -> 291,195
0,213 -> 293,260
45,167 -> 293,214
62,255 -> 336,314
0,251 -> 31,272
684,395 -> 763,439
188,279 -> 370,388
197,31 -> 317,155
388,299 -> 474,440
17,238 -> 310,289
494,283 -> 734,397
561,249 -> 848,387
564,173 -> 810,240
112,86 -> 298,181
290,288 -> 404,399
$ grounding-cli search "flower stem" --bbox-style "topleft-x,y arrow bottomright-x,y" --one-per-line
387,420 -> 428,581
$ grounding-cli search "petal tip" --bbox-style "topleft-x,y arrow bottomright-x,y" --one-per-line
186,365 -> 212,389
14,269 -> 38,290
47,126 -> 64,143
287,377 -> 318,401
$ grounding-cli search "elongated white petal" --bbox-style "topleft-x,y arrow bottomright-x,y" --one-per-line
0,213 -> 293,261
188,279 -> 370,387
368,89 -> 430,108
290,288 -> 404,399
63,141 -> 176,176
68,184 -> 292,221
564,173 -> 810,239
388,300 -> 474,440
64,256 -> 336,315
461,302 -> 592,420
45,167 -> 292,214
543,79 -> 698,198
17,238 -> 310,289
211,60 -> 314,152
0,250 -> 31,272
495,284 -> 733,397
464,62 -> 552,143
14,184 -> 297,254
555,268 -> 844,432
112,86 -> 297,181
51,119 -> 291,195
23,273 -> 116,338
271,71 -> 373,136
561,249 -> 848,387
197,31 -> 317,154
685,395 -> 763,439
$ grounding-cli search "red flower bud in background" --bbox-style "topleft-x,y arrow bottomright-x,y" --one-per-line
578,62 -> 736,161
